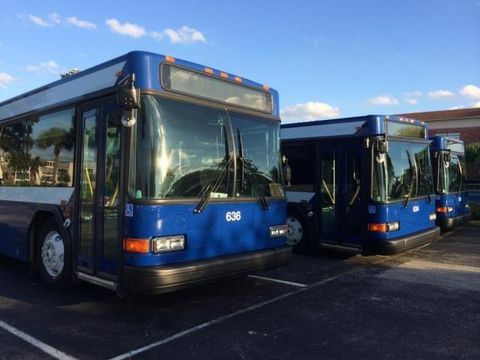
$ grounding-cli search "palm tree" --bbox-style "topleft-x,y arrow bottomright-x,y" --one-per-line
36,127 -> 74,185
29,156 -> 44,185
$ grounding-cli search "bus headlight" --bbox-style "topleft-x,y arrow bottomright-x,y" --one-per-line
152,235 -> 185,253
429,213 -> 437,221
270,225 -> 288,238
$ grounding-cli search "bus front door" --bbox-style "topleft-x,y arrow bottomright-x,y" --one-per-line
77,103 -> 122,284
317,141 -> 364,248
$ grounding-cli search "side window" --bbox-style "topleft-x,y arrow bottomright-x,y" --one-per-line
0,121 -> 32,186
0,108 -> 76,187
282,142 -> 316,192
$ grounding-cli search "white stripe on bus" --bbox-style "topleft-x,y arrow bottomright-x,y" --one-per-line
0,187 -> 74,204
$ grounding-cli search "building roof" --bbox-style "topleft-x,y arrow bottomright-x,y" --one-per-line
399,107 -> 480,122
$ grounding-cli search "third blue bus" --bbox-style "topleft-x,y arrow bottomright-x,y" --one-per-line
430,135 -> 471,230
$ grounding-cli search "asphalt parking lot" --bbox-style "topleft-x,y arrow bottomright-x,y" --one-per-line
1,222 -> 479,360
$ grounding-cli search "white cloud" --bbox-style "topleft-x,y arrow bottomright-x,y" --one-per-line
460,84 -> 480,100
427,90 -> 455,100
26,14 -> 53,27
473,101 -> 480,108
0,72 -> 15,89
106,18 -> 146,38
162,26 -> 207,44
66,16 -> 96,30
367,95 -> 399,106
404,98 -> 418,105
26,60 -> 61,75
402,91 -> 422,98
149,31 -> 164,41
48,13 -> 61,25
281,101 -> 340,122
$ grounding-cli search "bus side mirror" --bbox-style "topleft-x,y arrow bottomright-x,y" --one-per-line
444,151 -> 451,167
376,139 -> 388,154
117,74 -> 140,127
117,74 -> 140,109
282,155 -> 292,187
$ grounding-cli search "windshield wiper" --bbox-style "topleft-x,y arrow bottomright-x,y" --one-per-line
236,128 -> 269,210
194,126 -> 232,214
403,150 -> 416,208
457,157 -> 464,197
417,158 -> 432,203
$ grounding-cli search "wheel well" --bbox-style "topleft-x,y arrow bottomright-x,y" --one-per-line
28,211 -> 56,263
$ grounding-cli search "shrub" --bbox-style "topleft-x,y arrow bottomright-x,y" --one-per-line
469,202 -> 480,220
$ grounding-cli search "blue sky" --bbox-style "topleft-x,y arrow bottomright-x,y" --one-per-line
0,0 -> 479,123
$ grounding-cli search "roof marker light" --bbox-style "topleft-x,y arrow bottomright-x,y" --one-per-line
165,56 -> 176,63
234,76 -> 242,83
263,84 -> 270,91
220,72 -> 228,79
204,67 -> 214,75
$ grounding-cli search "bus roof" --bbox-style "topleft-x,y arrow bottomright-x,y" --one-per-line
281,114 -> 428,141
430,135 -> 465,154
0,51 -> 279,121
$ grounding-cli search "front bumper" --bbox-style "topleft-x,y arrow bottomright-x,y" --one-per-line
370,226 -> 441,255
437,209 -> 472,231
123,246 -> 292,294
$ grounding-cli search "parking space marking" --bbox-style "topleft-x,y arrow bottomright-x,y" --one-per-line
248,275 -> 307,287
109,271 -> 349,360
0,320 -> 77,360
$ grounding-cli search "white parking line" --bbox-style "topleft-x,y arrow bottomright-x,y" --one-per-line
0,320 -> 77,360
109,271 -> 349,360
248,275 -> 307,287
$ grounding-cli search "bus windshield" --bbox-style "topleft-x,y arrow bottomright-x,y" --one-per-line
372,140 -> 434,202
436,152 -> 466,194
131,94 -> 282,200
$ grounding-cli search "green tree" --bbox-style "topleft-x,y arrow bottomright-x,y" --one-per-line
36,127 -> 74,184
29,156 -> 44,185
465,142 -> 480,164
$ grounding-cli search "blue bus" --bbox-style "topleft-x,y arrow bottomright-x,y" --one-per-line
281,115 -> 440,254
0,51 -> 290,294
430,136 -> 471,230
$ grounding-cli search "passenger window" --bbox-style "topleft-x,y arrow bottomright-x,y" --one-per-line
282,142 -> 315,192
0,108 -> 75,187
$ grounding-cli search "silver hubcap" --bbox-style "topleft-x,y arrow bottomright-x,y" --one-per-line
286,216 -> 304,246
41,231 -> 64,279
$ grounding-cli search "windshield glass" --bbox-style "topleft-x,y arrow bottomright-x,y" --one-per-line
372,140 -> 434,202
437,152 -> 465,194
229,112 -> 283,198
131,94 -> 282,200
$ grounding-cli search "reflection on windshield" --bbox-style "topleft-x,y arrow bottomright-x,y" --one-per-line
437,153 -> 465,194
372,141 -> 434,202
131,95 -> 282,200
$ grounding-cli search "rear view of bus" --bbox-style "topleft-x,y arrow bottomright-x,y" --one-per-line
0,51 -> 290,294
282,115 -> 440,255
430,136 -> 471,230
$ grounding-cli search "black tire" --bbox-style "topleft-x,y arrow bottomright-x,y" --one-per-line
286,212 -> 311,253
36,219 -> 73,290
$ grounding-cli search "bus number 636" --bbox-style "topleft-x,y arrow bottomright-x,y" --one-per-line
226,211 -> 242,222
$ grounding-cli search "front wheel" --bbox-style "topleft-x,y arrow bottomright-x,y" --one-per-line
286,214 -> 310,253
36,219 -> 73,289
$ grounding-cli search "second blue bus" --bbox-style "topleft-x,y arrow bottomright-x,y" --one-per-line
281,115 -> 440,254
